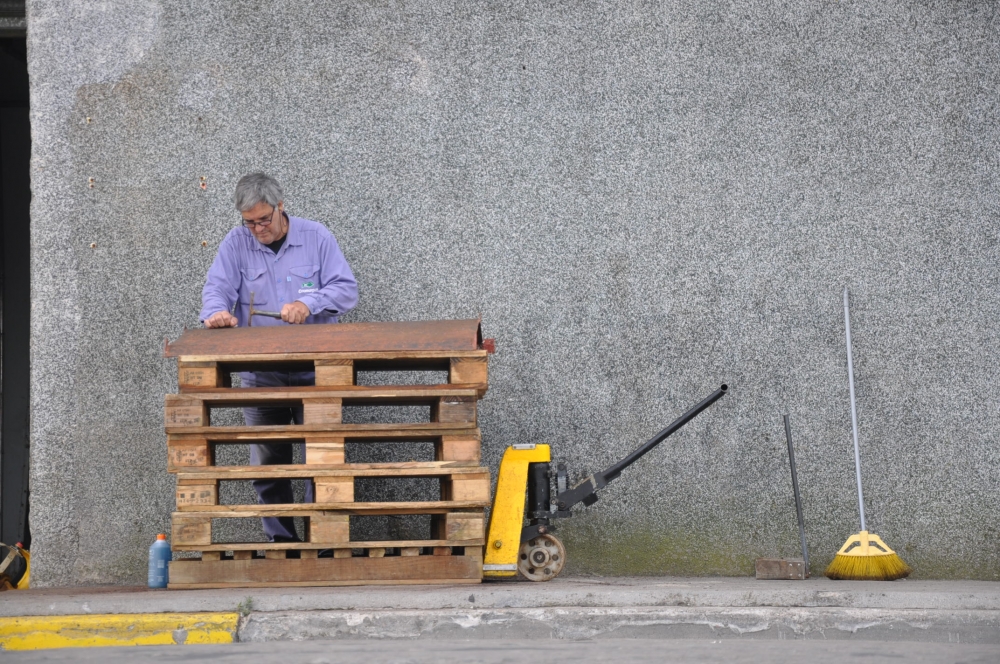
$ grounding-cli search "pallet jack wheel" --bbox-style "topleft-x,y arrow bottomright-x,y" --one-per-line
517,534 -> 566,582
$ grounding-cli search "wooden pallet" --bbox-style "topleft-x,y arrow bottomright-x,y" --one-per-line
177,353 -> 488,396
166,425 -> 483,470
165,385 -> 479,429
163,320 -> 494,587
168,549 -> 483,589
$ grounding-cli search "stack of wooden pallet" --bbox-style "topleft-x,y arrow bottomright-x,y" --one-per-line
162,319 -> 493,589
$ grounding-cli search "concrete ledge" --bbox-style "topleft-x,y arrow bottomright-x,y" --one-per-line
240,606 -> 1000,644
6,577 -> 1000,617
0,613 -> 238,651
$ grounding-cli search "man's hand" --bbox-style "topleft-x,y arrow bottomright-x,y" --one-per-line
281,301 -> 311,324
205,311 -> 238,328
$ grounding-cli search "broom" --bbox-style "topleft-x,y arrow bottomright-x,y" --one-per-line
825,287 -> 911,581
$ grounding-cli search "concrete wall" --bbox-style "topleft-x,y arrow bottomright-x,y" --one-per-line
27,0 -> 1000,585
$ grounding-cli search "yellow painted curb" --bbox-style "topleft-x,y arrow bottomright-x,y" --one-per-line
0,612 -> 239,651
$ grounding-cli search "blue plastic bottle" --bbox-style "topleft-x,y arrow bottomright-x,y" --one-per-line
148,534 -> 171,588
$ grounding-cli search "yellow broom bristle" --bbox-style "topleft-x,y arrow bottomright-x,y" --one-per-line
825,552 -> 912,581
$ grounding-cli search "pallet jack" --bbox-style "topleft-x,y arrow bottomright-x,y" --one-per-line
483,384 -> 727,580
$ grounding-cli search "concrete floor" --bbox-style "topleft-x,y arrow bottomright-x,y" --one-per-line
6,638 -> 1000,664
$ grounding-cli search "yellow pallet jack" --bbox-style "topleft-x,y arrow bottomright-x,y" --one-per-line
483,384 -> 728,580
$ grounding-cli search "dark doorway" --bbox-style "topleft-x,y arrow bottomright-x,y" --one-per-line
1,34 -> 31,548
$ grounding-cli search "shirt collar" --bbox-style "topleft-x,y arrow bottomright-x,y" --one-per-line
283,214 -> 303,247
246,212 -> 298,252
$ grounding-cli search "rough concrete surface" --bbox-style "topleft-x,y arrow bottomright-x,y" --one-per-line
7,640 -> 1000,664
5,578 -> 1000,645
25,1 -> 1000,585
5,577 -> 1000,617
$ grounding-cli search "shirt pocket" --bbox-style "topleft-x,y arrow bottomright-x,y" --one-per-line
239,267 -> 269,304
289,265 -> 320,295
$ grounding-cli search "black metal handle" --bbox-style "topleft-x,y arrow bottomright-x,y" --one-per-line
555,384 -> 728,511
602,384 -> 728,481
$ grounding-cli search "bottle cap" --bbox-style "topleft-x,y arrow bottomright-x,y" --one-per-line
156,534 -> 167,541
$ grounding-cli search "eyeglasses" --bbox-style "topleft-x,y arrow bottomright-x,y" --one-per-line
242,206 -> 278,230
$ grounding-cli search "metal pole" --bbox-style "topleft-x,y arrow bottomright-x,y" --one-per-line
783,414 -> 809,570
843,287 -> 866,532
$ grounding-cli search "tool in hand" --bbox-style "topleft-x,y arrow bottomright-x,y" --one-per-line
483,384 -> 728,580
247,291 -> 282,327
825,287 -> 911,581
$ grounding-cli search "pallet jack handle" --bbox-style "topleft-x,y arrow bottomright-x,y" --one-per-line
554,384 -> 728,511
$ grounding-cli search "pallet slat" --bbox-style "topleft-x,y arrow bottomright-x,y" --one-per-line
172,538 -> 484,552
176,465 -> 488,479
168,554 -> 482,589
173,501 -> 488,516
167,424 -> 481,438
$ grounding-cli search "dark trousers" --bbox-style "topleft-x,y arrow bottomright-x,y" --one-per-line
243,371 -> 315,542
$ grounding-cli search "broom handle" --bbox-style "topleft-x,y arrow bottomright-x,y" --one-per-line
844,287 -> 867,532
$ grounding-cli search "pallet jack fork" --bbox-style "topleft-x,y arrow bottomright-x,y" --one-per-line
484,384 -> 728,580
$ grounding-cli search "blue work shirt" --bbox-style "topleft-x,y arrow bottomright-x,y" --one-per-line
200,215 -> 359,327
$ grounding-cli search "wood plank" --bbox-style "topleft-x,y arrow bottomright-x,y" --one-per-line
449,357 -> 488,385
174,349 -> 489,363
432,547 -> 453,556
755,557 -> 808,580
315,477 -> 354,502
436,436 -> 481,463
164,320 -> 484,357
264,550 -> 286,560
175,480 -> 218,507
442,476 -> 491,502
301,549 -> 318,559
308,514 -> 350,544
175,465 -> 489,480
172,538 -> 484,552
167,439 -> 212,471
170,577 -> 482,589
314,359 -> 354,386
233,551 -> 252,561
167,423 -> 479,439
165,395 -> 209,427
174,501 -> 488,516
302,398 -> 342,425
174,385 -> 480,406
434,513 -> 485,541
432,397 -> 477,424
333,549 -> 352,559
400,547 -> 420,557
305,437 -> 345,465
171,516 -> 211,546
178,362 -> 224,389
201,552 -> 222,562
167,554 -> 482,588
368,548 -> 386,558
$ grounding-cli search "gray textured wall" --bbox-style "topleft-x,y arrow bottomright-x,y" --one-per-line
27,0 -> 1000,586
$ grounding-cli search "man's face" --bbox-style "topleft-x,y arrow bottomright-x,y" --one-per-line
241,201 -> 286,245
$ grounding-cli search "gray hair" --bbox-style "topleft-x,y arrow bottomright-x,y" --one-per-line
233,172 -> 284,211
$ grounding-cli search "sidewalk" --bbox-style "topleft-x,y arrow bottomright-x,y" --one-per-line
3,577 -> 999,647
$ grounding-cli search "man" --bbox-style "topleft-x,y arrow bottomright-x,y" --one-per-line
200,173 -> 358,542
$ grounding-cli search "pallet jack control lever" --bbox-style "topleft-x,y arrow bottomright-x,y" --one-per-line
554,383 -> 729,512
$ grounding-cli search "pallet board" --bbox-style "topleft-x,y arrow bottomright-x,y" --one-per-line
166,428 -> 482,471
178,357 -> 489,397
168,551 -> 482,589
165,387 -> 479,428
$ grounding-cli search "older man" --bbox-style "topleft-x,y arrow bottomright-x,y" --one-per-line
200,173 -> 358,542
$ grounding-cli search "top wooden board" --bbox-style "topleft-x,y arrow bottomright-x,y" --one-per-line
165,319 -> 484,358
